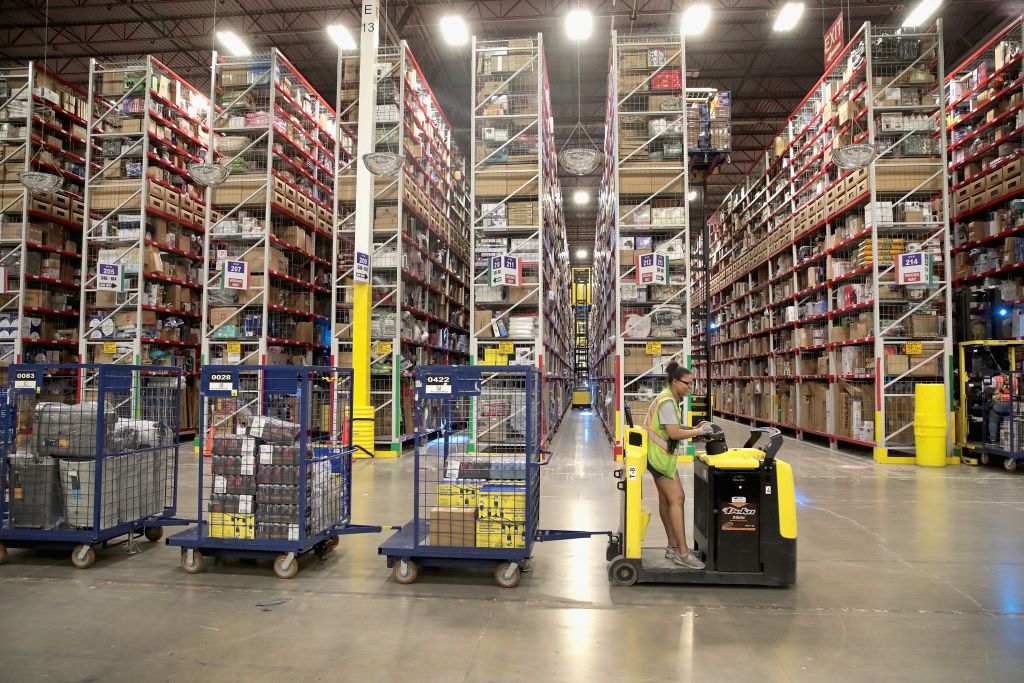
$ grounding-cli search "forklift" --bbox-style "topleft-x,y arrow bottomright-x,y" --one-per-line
606,419 -> 797,587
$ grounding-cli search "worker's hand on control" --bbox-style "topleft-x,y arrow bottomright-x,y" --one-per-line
697,422 -> 716,436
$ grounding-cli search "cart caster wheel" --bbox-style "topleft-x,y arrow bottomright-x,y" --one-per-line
495,562 -> 522,588
144,526 -> 163,542
181,549 -> 204,574
392,559 -> 418,585
1004,458 -> 1018,472
71,545 -> 95,569
0,543 -> 7,565
325,535 -> 340,551
980,452 -> 991,466
610,559 -> 638,587
273,554 -> 299,580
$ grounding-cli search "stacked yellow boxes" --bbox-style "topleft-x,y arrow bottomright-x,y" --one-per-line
857,238 -> 906,267
475,483 -> 527,548
437,479 -> 484,508
208,512 -> 255,539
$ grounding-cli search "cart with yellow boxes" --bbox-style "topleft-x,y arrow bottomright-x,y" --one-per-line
167,366 -> 383,579
379,365 -> 607,587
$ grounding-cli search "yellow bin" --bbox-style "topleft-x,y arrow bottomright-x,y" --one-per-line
914,384 -> 948,467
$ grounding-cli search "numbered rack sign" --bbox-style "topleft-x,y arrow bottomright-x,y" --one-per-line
354,251 -> 370,283
488,255 -> 522,286
221,260 -> 249,290
97,261 -> 124,292
637,253 -> 669,285
895,252 -> 933,286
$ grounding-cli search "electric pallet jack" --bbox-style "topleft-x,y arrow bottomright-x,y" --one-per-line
606,421 -> 797,587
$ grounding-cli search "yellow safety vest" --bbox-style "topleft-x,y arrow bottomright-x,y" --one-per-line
994,374 -> 1019,401
643,388 -> 681,478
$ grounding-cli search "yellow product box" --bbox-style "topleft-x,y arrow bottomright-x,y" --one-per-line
475,519 -> 526,549
437,480 -> 483,508
477,483 -> 526,522
208,512 -> 255,540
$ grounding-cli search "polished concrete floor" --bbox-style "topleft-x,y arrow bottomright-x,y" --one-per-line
1,410 -> 1023,682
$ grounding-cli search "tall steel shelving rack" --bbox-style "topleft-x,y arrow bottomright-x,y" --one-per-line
0,63 -> 92,368
945,16 -> 1024,341
333,39 -> 472,456
706,21 -> 953,463
80,57 -> 209,432
590,32 -> 692,456
470,34 -> 573,444
200,49 -> 336,379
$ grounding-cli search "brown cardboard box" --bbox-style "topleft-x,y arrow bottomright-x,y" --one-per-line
908,315 -> 939,337
428,506 -> 476,547
209,307 -> 238,327
114,310 -> 157,328
293,322 -> 314,344
244,247 -> 287,273
474,311 -> 494,338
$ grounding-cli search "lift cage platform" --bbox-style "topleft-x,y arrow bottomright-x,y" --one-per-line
379,365 -> 607,587
957,341 -> 1024,471
167,365 -> 381,579
0,364 -> 187,568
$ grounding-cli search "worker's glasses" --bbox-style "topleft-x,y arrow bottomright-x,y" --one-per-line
674,378 -> 692,386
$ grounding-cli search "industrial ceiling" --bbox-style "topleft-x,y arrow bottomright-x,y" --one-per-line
1,0 -> 1015,256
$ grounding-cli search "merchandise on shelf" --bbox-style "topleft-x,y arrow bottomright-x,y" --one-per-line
590,32 -> 696,453
332,40 -> 472,453
700,22 -> 952,460
0,64 -> 93,368
470,35 -> 573,444
81,57 -> 208,432
200,49 -> 336,374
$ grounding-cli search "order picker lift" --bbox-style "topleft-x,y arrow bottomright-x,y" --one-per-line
606,420 -> 797,587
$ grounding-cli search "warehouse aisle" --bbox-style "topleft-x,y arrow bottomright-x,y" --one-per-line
1,412 -> 1023,682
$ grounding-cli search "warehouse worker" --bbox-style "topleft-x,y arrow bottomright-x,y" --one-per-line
643,361 -> 715,570
986,369 -> 1019,444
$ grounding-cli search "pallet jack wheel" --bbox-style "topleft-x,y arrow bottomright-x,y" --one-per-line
392,559 -> 418,585
610,558 -> 638,587
71,545 -> 95,569
144,526 -> 164,542
325,535 -> 340,551
181,549 -> 204,574
273,554 -> 299,579
0,543 -> 7,564
980,452 -> 991,466
495,562 -> 522,588
1004,457 -> 1018,472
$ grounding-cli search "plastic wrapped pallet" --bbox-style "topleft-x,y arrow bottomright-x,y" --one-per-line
246,416 -> 301,445
7,454 -> 64,529
34,402 -> 118,458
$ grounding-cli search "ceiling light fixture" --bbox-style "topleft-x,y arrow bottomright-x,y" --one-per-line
773,3 -> 805,32
576,249 -> 588,259
682,4 -> 713,36
327,24 -> 357,51
902,0 -> 942,27
573,190 -> 590,204
440,16 -> 470,46
688,190 -> 698,201
566,8 -> 594,41
217,31 -> 251,57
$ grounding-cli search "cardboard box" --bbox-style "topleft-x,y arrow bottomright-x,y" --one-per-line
292,322 -> 314,344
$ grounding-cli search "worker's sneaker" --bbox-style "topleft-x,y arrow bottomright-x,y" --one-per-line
665,546 -> 679,559
672,550 -> 706,570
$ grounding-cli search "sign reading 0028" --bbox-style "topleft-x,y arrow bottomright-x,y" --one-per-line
206,370 -> 238,396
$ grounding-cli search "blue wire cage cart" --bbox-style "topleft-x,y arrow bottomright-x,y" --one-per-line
0,364 -> 187,568
167,365 -> 381,579
379,365 -> 606,587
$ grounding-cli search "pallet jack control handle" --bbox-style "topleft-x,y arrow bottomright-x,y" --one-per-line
536,448 -> 553,466
743,427 -> 783,465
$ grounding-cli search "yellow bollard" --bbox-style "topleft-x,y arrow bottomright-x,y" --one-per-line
914,384 -> 948,467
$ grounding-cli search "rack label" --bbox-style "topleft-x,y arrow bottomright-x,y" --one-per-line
221,260 -> 249,290
227,341 -> 242,354
488,255 -> 522,286
375,340 -> 393,355
895,252 -> 932,286
103,341 -> 118,354
636,253 -> 669,285
645,341 -> 662,355
425,374 -> 452,395
354,251 -> 370,282
97,261 -> 124,292
205,370 -> 238,396
904,341 -> 922,356
497,341 -> 514,355
13,369 -> 41,394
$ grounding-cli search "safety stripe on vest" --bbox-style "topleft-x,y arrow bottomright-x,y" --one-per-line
643,394 -> 675,452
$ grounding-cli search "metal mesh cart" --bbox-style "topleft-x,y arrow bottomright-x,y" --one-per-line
379,365 -> 607,587
0,364 -> 186,568
166,365 -> 381,579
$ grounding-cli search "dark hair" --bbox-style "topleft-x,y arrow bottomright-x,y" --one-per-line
665,361 -> 692,383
